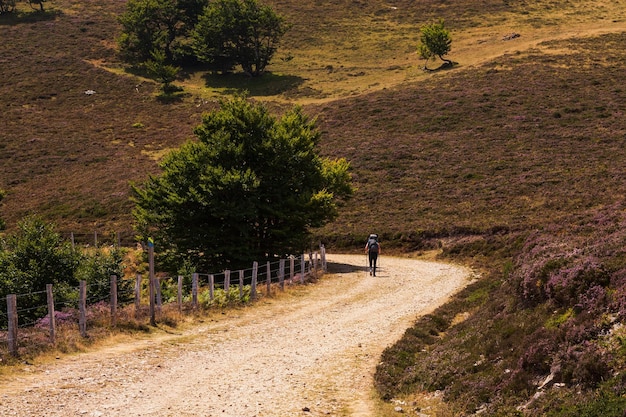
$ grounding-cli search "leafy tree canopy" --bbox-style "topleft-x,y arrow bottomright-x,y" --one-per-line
117,0 -> 208,65
192,0 -> 289,76
0,0 -> 16,15
118,0 -> 287,78
0,216 -> 80,296
131,95 -> 353,272
144,49 -> 182,95
418,19 -> 453,70
0,217 -> 81,325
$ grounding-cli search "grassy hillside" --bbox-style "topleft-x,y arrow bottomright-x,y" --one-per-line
2,0 -> 626,415
314,32 -> 626,246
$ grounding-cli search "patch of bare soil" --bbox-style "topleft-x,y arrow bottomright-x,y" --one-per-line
0,254 -> 471,417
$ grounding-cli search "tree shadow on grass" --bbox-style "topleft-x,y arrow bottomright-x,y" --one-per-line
423,60 -> 459,72
0,9 -> 61,25
156,91 -> 189,104
202,71 -> 304,97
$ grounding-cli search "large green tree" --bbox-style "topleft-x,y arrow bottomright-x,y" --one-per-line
192,0 -> 288,76
131,95 -> 353,272
117,0 -> 208,65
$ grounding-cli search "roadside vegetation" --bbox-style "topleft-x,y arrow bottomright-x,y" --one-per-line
1,0 -> 626,415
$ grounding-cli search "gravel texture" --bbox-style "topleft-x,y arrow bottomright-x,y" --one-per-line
0,254 -> 471,417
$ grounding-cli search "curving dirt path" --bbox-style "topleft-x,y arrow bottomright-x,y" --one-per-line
0,254 -> 472,417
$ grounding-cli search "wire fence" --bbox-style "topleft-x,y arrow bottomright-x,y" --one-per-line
58,231 -> 137,249
0,247 -> 327,357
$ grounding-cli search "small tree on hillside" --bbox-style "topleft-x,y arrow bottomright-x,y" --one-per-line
192,0 -> 289,76
144,49 -> 182,95
131,95 -> 353,272
418,19 -> 453,70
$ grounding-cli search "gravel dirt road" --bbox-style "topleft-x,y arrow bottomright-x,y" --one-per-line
0,254 -> 472,417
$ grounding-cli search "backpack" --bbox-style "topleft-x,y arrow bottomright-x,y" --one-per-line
368,238 -> 379,253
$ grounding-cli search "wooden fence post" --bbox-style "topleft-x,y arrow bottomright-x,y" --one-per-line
290,257 -> 295,284
321,244 -> 327,272
46,284 -> 56,344
177,275 -> 183,311
224,270 -> 231,293
70,232 -> 75,250
94,231 -> 98,248
266,261 -> 271,295
79,280 -> 87,337
155,277 -> 162,314
7,294 -> 18,356
149,242 -> 156,326
135,274 -> 141,318
110,275 -> 117,327
279,259 -> 285,291
192,273 -> 199,310
209,274 -> 215,301
239,270 -> 244,300
251,262 -> 258,299
301,253 -> 305,283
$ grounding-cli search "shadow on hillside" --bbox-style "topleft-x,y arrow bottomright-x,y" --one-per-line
0,9 -> 61,25
202,71 -> 304,97
423,61 -> 459,72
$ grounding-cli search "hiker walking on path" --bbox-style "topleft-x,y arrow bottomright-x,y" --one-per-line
365,234 -> 381,276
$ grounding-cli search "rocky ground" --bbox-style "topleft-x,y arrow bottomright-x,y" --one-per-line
0,254 -> 472,417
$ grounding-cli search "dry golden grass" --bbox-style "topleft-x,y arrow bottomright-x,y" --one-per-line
180,0 -> 626,105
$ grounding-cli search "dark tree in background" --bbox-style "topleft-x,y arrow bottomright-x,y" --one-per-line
0,0 -> 16,14
192,0 -> 289,76
117,0 -> 208,65
117,0 -> 287,76
131,95 -> 353,272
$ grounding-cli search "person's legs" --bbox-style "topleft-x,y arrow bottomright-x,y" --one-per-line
368,253 -> 374,275
372,253 -> 378,276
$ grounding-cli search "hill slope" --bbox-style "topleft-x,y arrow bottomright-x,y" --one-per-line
1,0 -> 625,239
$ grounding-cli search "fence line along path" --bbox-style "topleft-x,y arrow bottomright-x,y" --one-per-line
0,254 -> 472,417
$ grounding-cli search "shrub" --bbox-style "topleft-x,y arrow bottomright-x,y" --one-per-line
75,247 -> 129,306
555,341 -> 611,388
0,218 -> 127,328
0,217 -> 81,326
198,285 -> 250,308
546,258 -> 610,307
